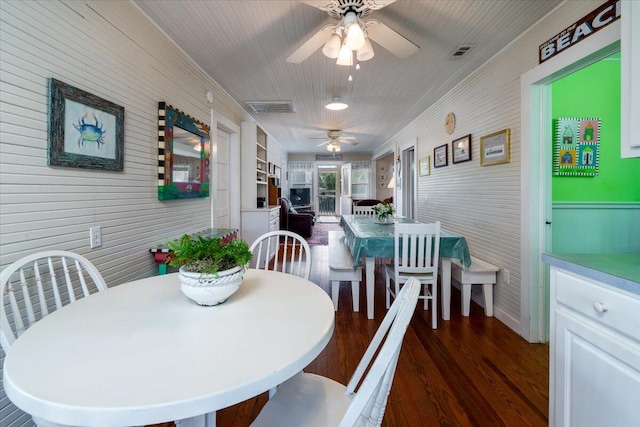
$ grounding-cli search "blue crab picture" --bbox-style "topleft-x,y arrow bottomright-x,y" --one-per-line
73,112 -> 107,149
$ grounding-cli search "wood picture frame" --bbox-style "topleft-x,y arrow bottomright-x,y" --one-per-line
419,156 -> 431,176
48,78 -> 124,171
452,134 -> 472,164
433,144 -> 448,168
480,128 -> 510,166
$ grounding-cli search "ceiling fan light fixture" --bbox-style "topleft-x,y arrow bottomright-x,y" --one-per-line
327,142 -> 341,152
322,31 -> 342,59
356,38 -> 374,61
325,98 -> 348,110
344,12 -> 365,50
336,43 -> 353,66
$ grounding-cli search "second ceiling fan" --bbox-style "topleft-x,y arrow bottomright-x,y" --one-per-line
314,130 -> 359,152
287,0 -> 420,64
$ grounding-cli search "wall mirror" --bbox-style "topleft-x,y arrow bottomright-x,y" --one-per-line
158,102 -> 210,200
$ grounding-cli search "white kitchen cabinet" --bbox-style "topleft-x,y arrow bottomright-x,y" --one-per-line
621,0 -> 640,157
549,266 -> 640,426
241,206 -> 280,266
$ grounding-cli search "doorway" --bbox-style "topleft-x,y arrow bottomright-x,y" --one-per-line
215,128 -> 231,228
317,165 -> 338,217
401,146 -> 416,220
520,25 -> 620,342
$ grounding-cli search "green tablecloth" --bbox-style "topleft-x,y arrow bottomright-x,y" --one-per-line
339,215 -> 472,268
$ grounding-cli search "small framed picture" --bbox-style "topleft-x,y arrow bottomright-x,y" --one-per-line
480,128 -> 510,166
433,144 -> 448,168
419,156 -> 431,176
452,134 -> 472,164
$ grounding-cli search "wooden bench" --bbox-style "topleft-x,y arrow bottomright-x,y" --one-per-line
328,231 -> 361,312
451,256 -> 500,317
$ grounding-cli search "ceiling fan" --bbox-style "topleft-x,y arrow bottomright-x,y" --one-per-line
313,130 -> 359,152
287,0 -> 419,64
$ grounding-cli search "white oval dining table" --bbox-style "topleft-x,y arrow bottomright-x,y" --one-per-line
3,269 -> 335,427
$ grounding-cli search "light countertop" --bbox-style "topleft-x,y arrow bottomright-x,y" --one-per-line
542,253 -> 640,296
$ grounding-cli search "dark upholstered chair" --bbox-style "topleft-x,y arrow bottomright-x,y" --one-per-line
279,198 -> 315,238
354,199 -> 381,207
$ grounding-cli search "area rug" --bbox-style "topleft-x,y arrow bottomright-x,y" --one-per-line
306,222 -> 343,246
316,215 -> 340,223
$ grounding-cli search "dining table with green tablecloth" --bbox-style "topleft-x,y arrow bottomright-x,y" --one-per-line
339,215 -> 472,320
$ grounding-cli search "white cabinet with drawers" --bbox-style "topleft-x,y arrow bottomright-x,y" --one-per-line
241,206 -> 280,261
548,259 -> 640,427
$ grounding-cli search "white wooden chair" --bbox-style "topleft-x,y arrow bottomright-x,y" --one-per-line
249,230 -> 311,280
250,230 -> 312,399
1,250 -> 107,427
353,205 -> 375,215
385,221 -> 441,329
250,278 -> 421,427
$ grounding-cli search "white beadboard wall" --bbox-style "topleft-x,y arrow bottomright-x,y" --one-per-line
0,1 -> 254,425
381,1 -> 604,332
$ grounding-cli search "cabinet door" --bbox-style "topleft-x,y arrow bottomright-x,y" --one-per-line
553,309 -> 640,426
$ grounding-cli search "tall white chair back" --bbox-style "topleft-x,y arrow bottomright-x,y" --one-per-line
250,278 -> 421,427
353,206 -> 375,215
385,221 -> 441,328
249,230 -> 311,280
1,250 -> 107,353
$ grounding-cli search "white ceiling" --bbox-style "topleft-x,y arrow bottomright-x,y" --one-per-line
133,0 -> 562,154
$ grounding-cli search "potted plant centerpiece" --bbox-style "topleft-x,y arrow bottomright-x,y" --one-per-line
372,201 -> 395,222
166,235 -> 253,306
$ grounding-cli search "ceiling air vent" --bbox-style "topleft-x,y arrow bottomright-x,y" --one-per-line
246,101 -> 296,114
449,44 -> 475,59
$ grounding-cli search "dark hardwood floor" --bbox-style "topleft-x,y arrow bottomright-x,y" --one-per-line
219,245 -> 549,426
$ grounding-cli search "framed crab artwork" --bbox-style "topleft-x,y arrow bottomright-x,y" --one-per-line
48,78 -> 124,171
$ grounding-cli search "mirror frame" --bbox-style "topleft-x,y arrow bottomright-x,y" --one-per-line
158,102 -> 210,200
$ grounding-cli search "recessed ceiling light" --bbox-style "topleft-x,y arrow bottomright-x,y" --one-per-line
325,98 -> 348,110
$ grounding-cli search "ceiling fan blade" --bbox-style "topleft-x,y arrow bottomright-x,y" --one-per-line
317,140 -> 331,146
287,25 -> 333,63
300,0 -> 334,7
367,20 -> 419,58
340,139 -> 359,146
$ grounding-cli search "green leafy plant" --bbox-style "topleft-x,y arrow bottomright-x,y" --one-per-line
166,235 -> 253,275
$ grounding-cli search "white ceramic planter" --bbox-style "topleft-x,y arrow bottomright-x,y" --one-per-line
178,265 -> 246,306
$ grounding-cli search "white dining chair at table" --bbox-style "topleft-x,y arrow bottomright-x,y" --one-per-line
1,250 -> 107,427
353,205 -> 375,215
250,277 -> 421,427
250,230 -> 311,279
385,221 -> 441,329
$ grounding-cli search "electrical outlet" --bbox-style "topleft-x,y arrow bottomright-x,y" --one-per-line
90,226 -> 102,248
504,269 -> 510,285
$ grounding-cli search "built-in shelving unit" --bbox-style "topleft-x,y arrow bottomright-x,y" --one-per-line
241,122 -> 271,209
241,121 -> 280,247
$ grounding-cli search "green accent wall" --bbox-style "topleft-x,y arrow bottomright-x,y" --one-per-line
551,52 -> 640,202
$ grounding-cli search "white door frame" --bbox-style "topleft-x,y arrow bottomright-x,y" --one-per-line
519,22 -> 620,342
210,110 -> 240,230
395,138 -> 417,219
